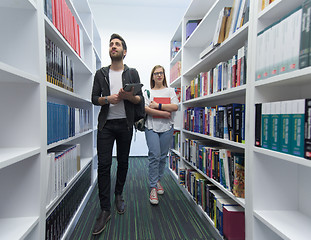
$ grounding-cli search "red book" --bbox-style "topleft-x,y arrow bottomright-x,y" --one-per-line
223,205 -> 245,240
232,55 -> 237,88
153,97 -> 170,118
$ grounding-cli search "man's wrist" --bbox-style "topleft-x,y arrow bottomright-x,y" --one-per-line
104,96 -> 109,104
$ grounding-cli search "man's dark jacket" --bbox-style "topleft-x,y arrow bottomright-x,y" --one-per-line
91,64 -> 143,131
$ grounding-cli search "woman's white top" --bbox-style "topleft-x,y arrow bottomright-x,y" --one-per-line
144,87 -> 179,133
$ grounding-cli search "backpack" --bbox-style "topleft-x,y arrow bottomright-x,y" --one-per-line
134,89 -> 150,132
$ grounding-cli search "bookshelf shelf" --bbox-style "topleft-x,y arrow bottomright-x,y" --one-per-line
0,0 -> 37,10
183,130 -> 246,149
47,130 -> 92,150
253,147 -> 311,168
170,76 -> 181,88
183,23 -> 248,77
183,85 -> 246,105
0,217 -> 39,240
258,0 -> 303,27
0,62 -> 40,84
0,0 -> 101,238
0,147 -> 40,170
254,210 -> 311,240
184,0 -> 233,49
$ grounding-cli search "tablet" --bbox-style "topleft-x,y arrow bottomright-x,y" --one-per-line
123,83 -> 143,94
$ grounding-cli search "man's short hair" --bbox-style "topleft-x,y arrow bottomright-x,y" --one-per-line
110,33 -> 127,51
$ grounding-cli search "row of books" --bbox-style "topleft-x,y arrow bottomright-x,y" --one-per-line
200,0 -> 249,59
260,0 -> 275,11
46,144 -> 81,206
255,99 -> 311,159
47,102 -> 91,145
174,87 -> 181,102
46,164 -> 91,240
171,130 -> 181,153
183,138 -> 245,198
184,103 -> 245,143
169,152 -> 179,178
44,0 -> 81,56
170,60 -> 181,83
46,37 -> 74,92
181,170 -> 245,239
170,40 -> 181,60
256,6 -> 302,80
185,44 -> 247,101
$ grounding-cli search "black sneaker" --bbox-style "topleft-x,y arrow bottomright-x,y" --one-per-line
115,194 -> 126,214
92,210 -> 111,235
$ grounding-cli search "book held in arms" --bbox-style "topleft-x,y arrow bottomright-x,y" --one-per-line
153,97 -> 171,118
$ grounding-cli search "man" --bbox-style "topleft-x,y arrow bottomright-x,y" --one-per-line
91,33 -> 143,235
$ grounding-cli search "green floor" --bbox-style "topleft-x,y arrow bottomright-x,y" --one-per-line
68,157 -> 218,240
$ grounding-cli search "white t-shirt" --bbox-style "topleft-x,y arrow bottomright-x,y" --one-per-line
107,69 -> 126,120
144,87 -> 179,132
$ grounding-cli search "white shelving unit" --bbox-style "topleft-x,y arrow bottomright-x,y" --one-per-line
170,0 -> 311,239
0,0 -> 101,239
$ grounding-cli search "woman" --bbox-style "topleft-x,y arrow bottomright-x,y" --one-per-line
144,65 -> 179,205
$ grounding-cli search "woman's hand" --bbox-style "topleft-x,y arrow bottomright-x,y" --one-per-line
149,100 -> 159,109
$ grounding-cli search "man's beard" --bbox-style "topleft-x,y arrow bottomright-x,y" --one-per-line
110,51 -> 123,61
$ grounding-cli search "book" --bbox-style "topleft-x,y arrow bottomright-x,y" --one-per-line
223,205 -> 245,240
216,198 -> 238,236
255,103 -> 262,147
152,97 -> 171,119
305,99 -> 311,159
299,0 -> 311,68
291,99 -> 305,157
270,101 -> 281,151
280,101 -> 291,154
261,102 -> 271,149
233,153 -> 245,198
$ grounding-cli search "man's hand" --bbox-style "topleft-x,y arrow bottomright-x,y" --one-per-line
118,88 -> 135,101
108,94 -> 121,104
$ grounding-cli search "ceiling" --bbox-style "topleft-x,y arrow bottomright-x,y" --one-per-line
88,0 -> 191,8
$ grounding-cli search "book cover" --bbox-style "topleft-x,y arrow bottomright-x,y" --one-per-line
227,103 -> 242,141
270,101 -> 281,151
223,205 -> 245,240
255,103 -> 262,147
299,0 -> 311,68
152,97 -> 171,118
233,104 -> 243,143
261,102 -> 271,149
291,99 -> 305,157
305,99 -> 311,159
233,153 -> 245,198
216,198 -> 238,236
280,101 -> 292,154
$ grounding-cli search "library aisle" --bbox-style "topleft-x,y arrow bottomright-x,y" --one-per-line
68,157 -> 220,240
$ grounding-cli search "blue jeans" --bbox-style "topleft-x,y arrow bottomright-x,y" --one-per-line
145,127 -> 174,189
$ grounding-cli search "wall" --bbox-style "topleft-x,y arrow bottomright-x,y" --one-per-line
89,0 -> 189,156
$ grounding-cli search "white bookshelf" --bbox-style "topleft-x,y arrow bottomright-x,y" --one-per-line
0,0 -> 101,239
170,0 -> 311,239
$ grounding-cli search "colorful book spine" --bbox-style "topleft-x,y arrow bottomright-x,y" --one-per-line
280,101 -> 292,154
299,0 -> 311,68
291,99 -> 305,157
261,102 -> 271,149
305,99 -> 311,159
270,101 -> 281,151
